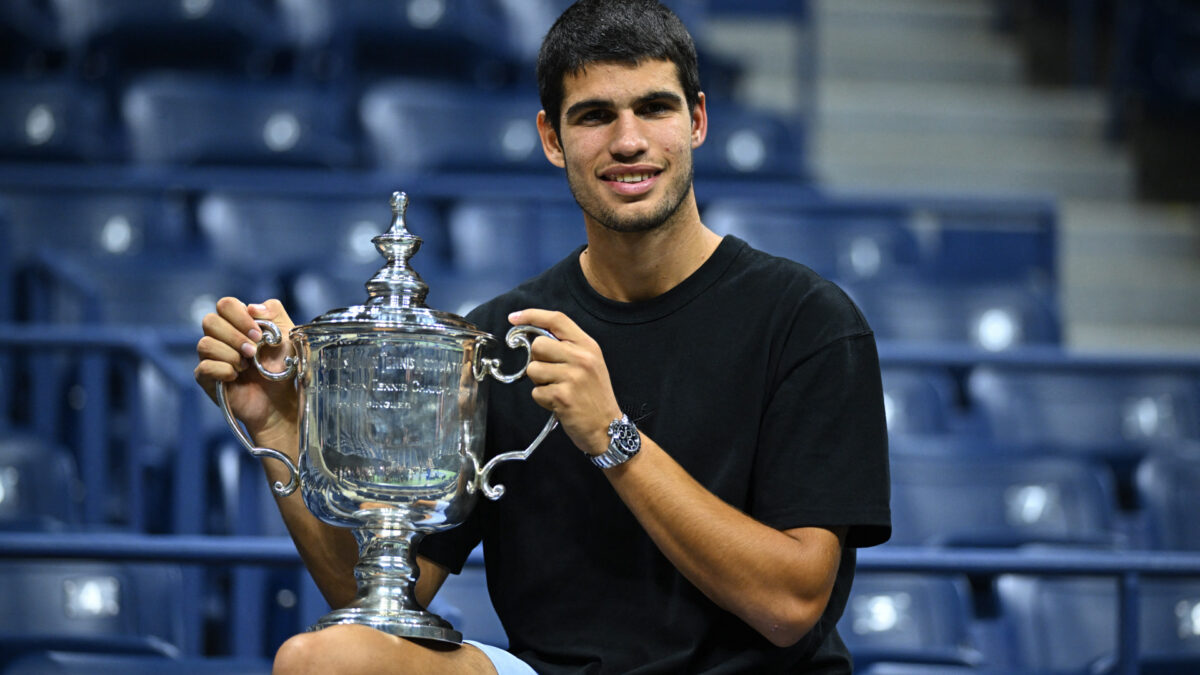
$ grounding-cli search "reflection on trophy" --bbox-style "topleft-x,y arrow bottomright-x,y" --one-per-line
216,191 -> 557,643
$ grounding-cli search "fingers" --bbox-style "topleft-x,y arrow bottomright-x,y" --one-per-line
195,296 -> 292,388
508,309 -> 587,344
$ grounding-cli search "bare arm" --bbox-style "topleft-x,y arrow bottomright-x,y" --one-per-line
514,308 -> 845,647
194,298 -> 359,608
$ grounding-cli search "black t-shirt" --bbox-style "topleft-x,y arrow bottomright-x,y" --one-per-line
421,236 -> 891,674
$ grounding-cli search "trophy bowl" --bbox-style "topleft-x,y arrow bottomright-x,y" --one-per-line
216,191 -> 556,643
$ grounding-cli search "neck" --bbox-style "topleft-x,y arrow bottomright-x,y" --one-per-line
579,193 -> 722,303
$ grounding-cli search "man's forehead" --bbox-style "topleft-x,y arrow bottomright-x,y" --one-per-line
560,59 -> 684,104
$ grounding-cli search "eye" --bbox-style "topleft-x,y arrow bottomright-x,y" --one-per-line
575,109 -> 613,125
640,100 -> 676,116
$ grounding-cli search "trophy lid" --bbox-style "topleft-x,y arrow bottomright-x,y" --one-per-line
297,191 -> 484,338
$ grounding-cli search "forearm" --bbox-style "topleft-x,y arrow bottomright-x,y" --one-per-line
255,427 -> 360,609
605,436 -> 843,647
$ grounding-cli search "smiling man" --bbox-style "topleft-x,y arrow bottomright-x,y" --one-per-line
195,1 -> 890,673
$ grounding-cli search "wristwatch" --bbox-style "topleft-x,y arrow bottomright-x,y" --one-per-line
590,414 -> 641,469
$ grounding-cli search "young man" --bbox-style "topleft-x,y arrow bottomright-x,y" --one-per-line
195,1 -> 890,672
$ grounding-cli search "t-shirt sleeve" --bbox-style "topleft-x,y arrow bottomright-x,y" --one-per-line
751,331 -> 892,548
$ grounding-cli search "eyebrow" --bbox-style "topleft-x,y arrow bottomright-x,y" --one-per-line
564,90 -> 685,121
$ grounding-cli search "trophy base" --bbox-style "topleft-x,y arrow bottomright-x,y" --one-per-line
310,606 -> 463,644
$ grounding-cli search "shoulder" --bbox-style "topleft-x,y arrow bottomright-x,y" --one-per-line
724,238 -> 873,347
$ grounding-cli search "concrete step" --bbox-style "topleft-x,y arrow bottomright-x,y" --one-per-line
816,80 -> 1109,139
1058,199 -> 1200,352
812,129 -> 1133,200
814,0 -> 1020,84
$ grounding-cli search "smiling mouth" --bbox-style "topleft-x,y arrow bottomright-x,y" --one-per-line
604,170 -> 660,183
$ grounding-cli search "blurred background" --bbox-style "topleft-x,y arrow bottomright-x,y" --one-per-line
0,0 -> 1198,673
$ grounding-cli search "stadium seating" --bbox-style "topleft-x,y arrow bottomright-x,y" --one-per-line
0,78 -> 112,162
0,432 -> 82,531
849,281 -> 1061,350
967,365 -> 1200,455
998,574 -> 1200,673
0,560 -> 191,664
1136,445 -> 1200,551
122,74 -> 357,167
878,366 -> 963,436
838,572 -> 984,668
887,451 -> 1119,548
360,78 -> 547,173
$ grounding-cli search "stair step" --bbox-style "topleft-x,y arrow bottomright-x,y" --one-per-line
816,80 -> 1109,138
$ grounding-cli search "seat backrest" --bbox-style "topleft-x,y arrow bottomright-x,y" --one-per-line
360,78 -> 546,173
196,191 -> 447,279
888,452 -> 1118,547
0,560 -> 188,652
848,281 -> 1061,350
998,575 -> 1200,672
122,74 -> 356,167
838,572 -> 982,668
0,431 -> 82,530
703,201 -> 920,283
1137,446 -> 1200,550
0,78 -> 112,161
879,366 -> 961,435
968,366 -> 1200,450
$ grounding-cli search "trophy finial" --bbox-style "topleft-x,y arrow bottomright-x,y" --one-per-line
389,191 -> 409,234
367,190 -> 428,308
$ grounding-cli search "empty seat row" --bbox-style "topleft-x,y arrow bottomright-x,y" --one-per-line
0,74 -> 805,178
842,570 -> 1200,673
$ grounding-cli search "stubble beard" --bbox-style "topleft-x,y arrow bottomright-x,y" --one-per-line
565,157 -> 695,234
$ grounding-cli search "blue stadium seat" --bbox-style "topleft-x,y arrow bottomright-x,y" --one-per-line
0,561 -> 191,663
445,198 -> 583,278
3,652 -> 272,674
1,189 -> 192,304
38,253 -> 274,329
998,574 -> 1200,673
967,366 -> 1200,456
122,75 -> 357,167
196,190 -> 448,283
360,78 -> 546,173
1136,444 -> 1200,550
887,452 -> 1119,548
325,0 -> 521,86
0,431 -> 82,531
879,367 -> 963,436
694,105 -> 806,178
703,201 -> 920,283
0,78 -> 112,162
838,573 -> 984,668
848,281 -> 1061,350
52,0 -> 293,80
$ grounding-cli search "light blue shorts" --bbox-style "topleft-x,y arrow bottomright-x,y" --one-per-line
464,640 -> 536,675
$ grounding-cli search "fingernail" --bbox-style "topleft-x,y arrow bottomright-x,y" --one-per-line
249,303 -> 267,314
508,311 -> 522,323
248,328 -> 262,342
241,342 -> 256,358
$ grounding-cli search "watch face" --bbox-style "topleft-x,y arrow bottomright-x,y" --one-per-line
612,422 -> 639,454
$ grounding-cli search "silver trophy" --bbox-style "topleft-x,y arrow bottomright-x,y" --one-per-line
216,191 -> 557,643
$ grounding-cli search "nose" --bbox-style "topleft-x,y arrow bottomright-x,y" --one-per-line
609,110 -> 649,159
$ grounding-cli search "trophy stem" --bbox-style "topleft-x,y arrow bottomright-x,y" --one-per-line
309,509 -> 462,644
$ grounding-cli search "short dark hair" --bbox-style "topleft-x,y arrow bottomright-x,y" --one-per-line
536,0 -> 702,137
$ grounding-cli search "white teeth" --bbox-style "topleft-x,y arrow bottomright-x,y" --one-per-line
612,172 -> 651,183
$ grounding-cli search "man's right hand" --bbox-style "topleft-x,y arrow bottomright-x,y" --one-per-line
194,297 -> 299,447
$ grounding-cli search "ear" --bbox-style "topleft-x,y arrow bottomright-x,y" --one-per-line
690,92 -> 708,150
537,110 -> 566,168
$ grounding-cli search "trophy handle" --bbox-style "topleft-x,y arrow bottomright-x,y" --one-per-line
215,318 -> 301,498
472,325 -> 560,500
